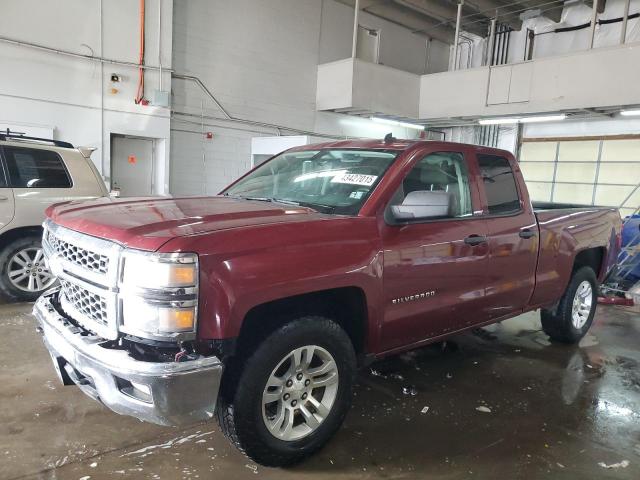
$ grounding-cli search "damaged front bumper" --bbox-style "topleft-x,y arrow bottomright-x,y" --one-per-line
33,288 -> 224,426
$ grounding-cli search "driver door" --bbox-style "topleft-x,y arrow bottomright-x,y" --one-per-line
379,147 -> 490,352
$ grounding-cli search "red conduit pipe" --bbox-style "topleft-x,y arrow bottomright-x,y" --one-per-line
134,0 -> 145,104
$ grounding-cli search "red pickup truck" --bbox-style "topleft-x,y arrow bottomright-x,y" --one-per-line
34,139 -> 621,466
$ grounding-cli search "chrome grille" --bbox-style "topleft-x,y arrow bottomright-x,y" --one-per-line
43,221 -> 121,340
47,230 -> 109,274
59,279 -> 108,327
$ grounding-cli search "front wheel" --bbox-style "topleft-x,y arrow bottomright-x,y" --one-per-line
541,266 -> 598,343
0,236 -> 56,302
216,316 -> 356,466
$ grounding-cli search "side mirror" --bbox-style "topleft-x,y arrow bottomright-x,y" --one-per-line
390,190 -> 450,221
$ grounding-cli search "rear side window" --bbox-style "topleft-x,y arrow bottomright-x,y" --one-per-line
477,154 -> 520,214
3,146 -> 72,188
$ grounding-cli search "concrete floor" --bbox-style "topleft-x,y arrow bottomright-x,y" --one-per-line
1,303 -> 639,480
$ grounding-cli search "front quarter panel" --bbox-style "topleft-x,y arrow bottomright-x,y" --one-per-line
158,217 -> 384,352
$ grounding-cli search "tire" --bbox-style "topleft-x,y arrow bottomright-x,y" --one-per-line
0,235 -> 56,302
541,266 -> 598,344
216,316 -> 356,467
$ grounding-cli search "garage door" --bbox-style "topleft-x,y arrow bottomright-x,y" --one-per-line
519,136 -> 640,218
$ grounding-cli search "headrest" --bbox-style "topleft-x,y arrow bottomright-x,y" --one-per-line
420,164 -> 453,186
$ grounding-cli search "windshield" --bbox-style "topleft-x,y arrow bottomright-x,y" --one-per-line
224,149 -> 399,214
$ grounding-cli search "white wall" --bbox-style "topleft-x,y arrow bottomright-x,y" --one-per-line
318,0 -> 449,75
170,0 -> 427,195
0,0 -> 173,194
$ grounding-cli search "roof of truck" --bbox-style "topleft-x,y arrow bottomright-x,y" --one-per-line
287,138 -> 513,157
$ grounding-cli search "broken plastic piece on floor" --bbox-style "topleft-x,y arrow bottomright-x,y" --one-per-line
475,406 -> 492,413
402,385 -> 417,396
421,406 -> 429,414
597,460 -> 630,469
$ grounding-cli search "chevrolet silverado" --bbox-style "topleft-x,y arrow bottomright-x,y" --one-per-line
34,139 -> 622,466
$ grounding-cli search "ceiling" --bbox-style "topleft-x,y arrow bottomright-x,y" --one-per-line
335,0 -> 603,44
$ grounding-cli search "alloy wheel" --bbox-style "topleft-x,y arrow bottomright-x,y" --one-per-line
571,280 -> 593,329
7,247 -> 55,293
262,345 -> 339,441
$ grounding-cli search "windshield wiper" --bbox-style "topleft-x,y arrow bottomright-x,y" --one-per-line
274,198 -> 336,214
229,195 -> 335,213
230,195 -> 273,202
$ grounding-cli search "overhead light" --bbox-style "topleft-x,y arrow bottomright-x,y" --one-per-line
478,117 -> 520,125
520,114 -> 566,123
478,114 -> 566,125
370,117 -> 425,131
620,109 -> 640,117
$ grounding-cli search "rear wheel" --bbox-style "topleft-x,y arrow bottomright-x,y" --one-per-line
216,316 -> 356,466
541,266 -> 598,343
0,236 -> 55,302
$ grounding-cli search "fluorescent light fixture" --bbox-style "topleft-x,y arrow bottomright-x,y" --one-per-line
478,114 -> 566,125
620,109 -> 640,117
478,117 -> 520,125
519,114 -> 566,123
370,117 -> 425,131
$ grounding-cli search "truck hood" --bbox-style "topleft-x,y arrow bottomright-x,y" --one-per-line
46,196 -> 327,251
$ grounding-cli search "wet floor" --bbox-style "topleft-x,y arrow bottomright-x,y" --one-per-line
1,302 -> 639,480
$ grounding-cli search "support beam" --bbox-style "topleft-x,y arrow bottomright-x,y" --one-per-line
452,1 -> 464,71
589,0 -> 599,49
352,0 -> 361,58
621,0 -> 630,44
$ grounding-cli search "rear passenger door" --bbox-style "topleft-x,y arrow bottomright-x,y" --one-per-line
2,146 -> 74,227
476,153 -> 539,320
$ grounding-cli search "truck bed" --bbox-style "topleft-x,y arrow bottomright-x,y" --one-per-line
529,203 -> 621,308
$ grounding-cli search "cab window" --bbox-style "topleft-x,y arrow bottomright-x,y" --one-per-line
477,154 -> 520,215
387,151 -> 473,221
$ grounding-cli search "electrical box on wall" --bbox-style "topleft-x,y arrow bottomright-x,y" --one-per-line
152,90 -> 170,108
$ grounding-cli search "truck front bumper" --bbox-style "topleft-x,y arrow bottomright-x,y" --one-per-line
33,289 -> 224,427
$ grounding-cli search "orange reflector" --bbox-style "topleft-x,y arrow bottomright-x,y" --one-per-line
170,266 -> 196,285
159,308 -> 195,332
172,309 -> 195,330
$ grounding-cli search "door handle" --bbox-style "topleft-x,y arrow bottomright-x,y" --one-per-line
519,229 -> 536,239
0,196 -> 7,201
464,234 -> 488,246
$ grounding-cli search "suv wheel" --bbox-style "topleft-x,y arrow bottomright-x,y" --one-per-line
216,316 -> 356,467
541,266 -> 598,343
0,236 -> 56,302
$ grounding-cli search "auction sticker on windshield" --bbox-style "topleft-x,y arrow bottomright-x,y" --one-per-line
331,173 -> 378,186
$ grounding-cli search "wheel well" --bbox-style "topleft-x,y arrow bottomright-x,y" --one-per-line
573,247 -> 604,277
0,226 -> 43,251
235,287 -> 368,359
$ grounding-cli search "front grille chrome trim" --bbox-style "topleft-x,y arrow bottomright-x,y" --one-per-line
43,220 -> 121,340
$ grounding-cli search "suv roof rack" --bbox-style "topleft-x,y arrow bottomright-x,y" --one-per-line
0,129 -> 74,149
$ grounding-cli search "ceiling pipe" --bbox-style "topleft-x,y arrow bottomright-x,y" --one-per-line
0,35 -> 172,72
452,1 -> 464,71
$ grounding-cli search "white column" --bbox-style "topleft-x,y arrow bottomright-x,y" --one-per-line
452,1 -> 464,70
352,0 -> 361,58
589,0 -> 599,49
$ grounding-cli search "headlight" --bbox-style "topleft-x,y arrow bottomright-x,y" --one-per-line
119,251 -> 198,341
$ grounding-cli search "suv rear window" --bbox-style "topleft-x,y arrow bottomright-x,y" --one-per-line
3,146 -> 72,188
477,154 -> 520,214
